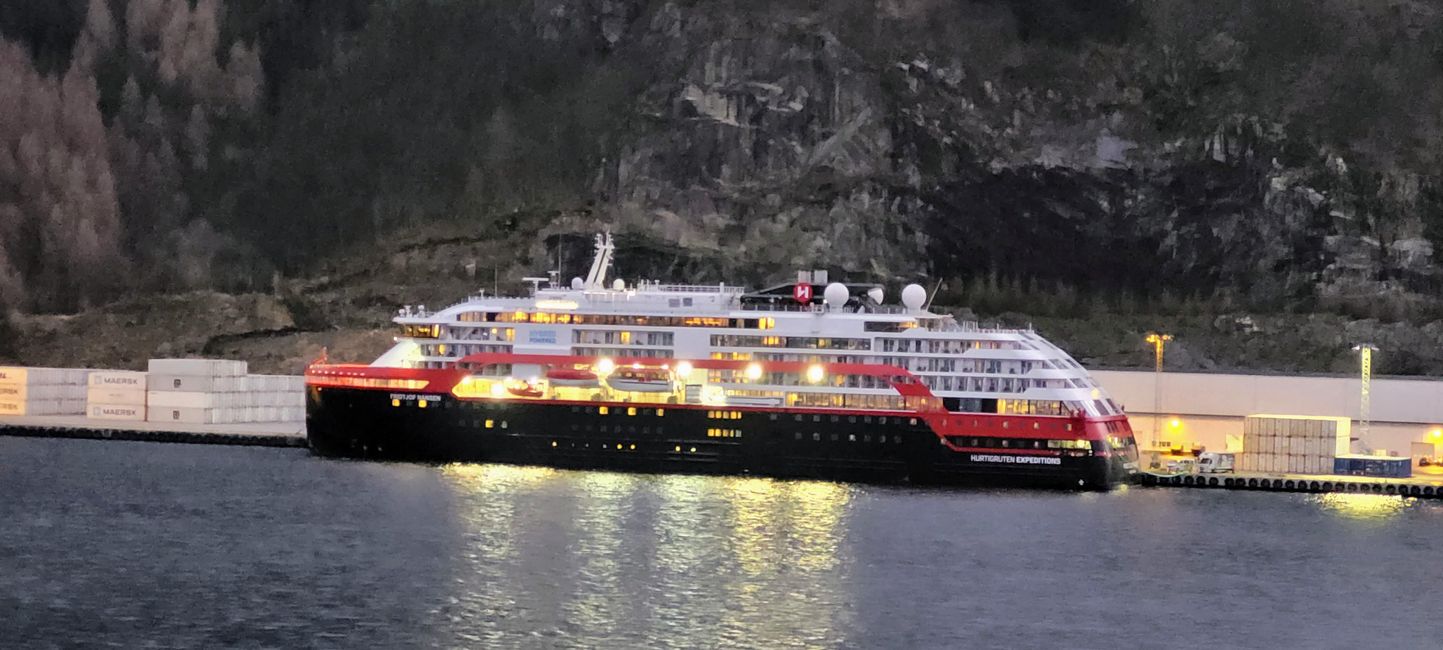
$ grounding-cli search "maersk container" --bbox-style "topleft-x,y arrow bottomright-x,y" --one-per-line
1334,455 -> 1412,478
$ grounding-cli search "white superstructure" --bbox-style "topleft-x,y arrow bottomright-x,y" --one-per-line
381,233 -> 1124,418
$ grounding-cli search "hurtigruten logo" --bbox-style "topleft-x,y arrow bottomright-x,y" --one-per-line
970,454 -> 1063,465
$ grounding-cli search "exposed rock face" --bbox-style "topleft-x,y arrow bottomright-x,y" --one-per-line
522,1 -> 1442,312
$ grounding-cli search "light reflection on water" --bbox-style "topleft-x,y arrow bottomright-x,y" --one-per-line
1311,493 -> 1410,521
4,439 -> 1443,649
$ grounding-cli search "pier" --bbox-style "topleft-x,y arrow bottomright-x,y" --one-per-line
0,414 -> 305,448
1140,470 -> 1443,499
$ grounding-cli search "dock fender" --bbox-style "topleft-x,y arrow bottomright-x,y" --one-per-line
1209,477 -> 1219,487
1284,480 -> 1294,490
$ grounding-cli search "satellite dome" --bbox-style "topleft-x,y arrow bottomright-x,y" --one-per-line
866,287 -> 884,304
823,282 -> 849,308
612,278 -> 625,291
901,284 -> 926,310
570,277 -> 584,290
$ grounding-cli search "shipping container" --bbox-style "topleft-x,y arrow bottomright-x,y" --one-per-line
146,359 -> 248,377
87,387 -> 147,406
0,398 -> 86,416
88,371 -> 147,390
1334,455 -> 1412,478
0,383 -> 87,400
0,366 -> 89,386
146,406 -> 233,425
146,374 -> 250,393
87,403 -> 146,421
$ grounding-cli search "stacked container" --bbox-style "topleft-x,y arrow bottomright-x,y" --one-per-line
0,367 -> 89,416
146,358 -> 250,425
1333,454 -> 1412,478
1238,414 -> 1350,475
86,371 -> 149,421
144,359 -> 305,424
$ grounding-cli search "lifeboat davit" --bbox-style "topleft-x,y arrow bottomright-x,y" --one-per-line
546,368 -> 599,387
606,367 -> 673,393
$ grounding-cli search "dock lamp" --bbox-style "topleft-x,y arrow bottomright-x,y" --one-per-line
1145,333 -> 1173,446
1353,344 -> 1378,445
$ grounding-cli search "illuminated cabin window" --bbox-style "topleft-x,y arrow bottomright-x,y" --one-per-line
710,335 -> 870,350
400,324 -> 441,338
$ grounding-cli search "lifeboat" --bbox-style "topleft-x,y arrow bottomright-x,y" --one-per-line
504,379 -> 544,398
546,367 -> 600,387
606,367 -> 674,393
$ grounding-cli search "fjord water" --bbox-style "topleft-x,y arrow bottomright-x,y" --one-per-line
2,437 -> 1439,649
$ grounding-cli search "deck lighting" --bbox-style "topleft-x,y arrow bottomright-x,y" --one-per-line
1431,428 -> 1442,439
1169,418 -> 1181,429
597,358 -> 616,375
806,364 -> 825,384
745,363 -> 763,380
490,383 -> 506,398
676,361 -> 694,377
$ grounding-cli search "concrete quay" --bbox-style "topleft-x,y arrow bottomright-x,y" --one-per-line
0,415 -> 306,448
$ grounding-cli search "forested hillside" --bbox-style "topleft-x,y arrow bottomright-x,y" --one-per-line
4,1 -> 1443,373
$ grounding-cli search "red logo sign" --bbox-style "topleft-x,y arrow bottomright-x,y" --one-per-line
793,282 -> 813,304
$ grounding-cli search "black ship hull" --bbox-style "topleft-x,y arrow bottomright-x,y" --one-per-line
307,387 -> 1137,490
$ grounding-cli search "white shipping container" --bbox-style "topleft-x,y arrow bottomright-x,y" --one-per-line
87,387 -> 147,406
0,398 -> 86,416
146,406 -> 232,425
0,383 -> 88,400
0,366 -> 90,386
87,403 -> 146,421
147,359 -> 247,377
88,371 -> 147,390
147,374 -> 248,393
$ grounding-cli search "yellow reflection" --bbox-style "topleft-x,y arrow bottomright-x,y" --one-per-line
441,462 -> 557,490
1314,492 -> 1406,520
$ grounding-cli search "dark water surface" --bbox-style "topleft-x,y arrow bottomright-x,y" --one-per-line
2,437 -> 1440,649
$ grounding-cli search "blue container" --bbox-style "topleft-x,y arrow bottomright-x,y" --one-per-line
1334,455 -> 1412,478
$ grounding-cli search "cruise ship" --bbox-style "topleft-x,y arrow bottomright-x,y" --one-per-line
305,233 -> 1139,489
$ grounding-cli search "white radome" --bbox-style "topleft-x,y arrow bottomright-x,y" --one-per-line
901,283 -> 926,310
612,278 -> 625,291
571,276 -> 584,290
866,286 -> 884,304
824,282 -> 849,308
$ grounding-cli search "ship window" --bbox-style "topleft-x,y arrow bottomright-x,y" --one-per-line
864,435 -> 872,442
599,406 -> 609,415
848,416 -> 857,423
894,436 -> 902,443
831,434 -> 838,441
813,433 -> 820,441
969,438 -> 979,446
627,407 -> 636,416
657,409 -> 664,417
794,414 -> 803,422
830,416 -> 839,423
501,421 -> 508,429
769,413 -> 778,421
1001,439 -> 1009,448
849,434 -> 856,442
485,419 -> 494,428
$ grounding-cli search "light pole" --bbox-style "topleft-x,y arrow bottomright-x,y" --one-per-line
1145,332 -> 1173,447
1352,343 -> 1378,448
